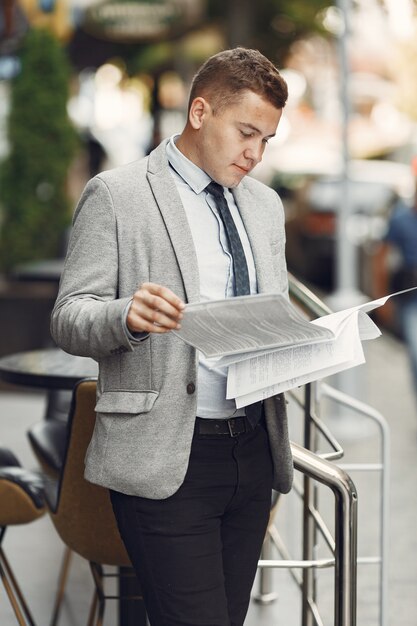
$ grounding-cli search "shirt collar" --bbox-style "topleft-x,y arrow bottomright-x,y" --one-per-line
166,134 -> 212,195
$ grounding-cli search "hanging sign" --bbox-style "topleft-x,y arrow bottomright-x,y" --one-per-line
83,0 -> 186,42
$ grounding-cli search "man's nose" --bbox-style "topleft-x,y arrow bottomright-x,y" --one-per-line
244,142 -> 264,164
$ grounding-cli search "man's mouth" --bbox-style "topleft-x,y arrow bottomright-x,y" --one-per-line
234,164 -> 250,174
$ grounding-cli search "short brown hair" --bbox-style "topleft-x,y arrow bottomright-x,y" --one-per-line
188,47 -> 288,113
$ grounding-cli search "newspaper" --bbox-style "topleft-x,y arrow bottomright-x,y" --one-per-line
173,293 -> 333,358
173,287 -> 417,407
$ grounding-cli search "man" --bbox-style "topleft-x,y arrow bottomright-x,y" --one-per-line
385,157 -> 417,408
51,47 -> 293,626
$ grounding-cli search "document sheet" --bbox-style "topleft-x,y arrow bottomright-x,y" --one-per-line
173,288 -> 417,407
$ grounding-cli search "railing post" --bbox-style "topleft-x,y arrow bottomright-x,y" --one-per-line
292,443 -> 358,626
332,464 -> 358,626
255,532 -> 279,604
302,384 -> 314,626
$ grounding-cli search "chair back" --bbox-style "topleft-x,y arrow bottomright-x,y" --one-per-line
48,379 -> 131,567
0,447 -> 45,526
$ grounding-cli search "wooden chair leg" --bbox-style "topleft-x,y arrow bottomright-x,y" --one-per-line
0,549 -> 36,626
87,590 -> 98,626
96,597 -> 105,626
49,546 -> 73,626
88,562 -> 145,626
89,563 -> 106,626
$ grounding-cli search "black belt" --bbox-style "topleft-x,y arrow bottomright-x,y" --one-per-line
196,415 -> 252,437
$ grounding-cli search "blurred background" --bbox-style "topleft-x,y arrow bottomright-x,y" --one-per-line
1,0 -> 417,355
2,3 -> 417,626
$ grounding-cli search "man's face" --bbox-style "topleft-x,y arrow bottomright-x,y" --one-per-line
191,90 -> 282,188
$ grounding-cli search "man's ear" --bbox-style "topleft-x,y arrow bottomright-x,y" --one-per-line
189,97 -> 210,130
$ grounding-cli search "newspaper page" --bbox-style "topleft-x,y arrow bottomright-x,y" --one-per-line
229,311 -> 366,407
173,293 -> 333,358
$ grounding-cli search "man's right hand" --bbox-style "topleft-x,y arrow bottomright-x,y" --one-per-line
126,282 -> 185,334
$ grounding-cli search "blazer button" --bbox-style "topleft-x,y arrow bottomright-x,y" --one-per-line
186,382 -> 195,395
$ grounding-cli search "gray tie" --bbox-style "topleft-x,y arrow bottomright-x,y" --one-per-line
206,182 -> 250,297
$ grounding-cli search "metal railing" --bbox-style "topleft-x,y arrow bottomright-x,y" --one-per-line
255,274 -> 389,626
320,382 -> 390,626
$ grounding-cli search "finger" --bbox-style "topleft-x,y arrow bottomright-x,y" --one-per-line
140,283 -> 185,312
134,285 -> 185,324
133,305 -> 183,330
136,296 -> 184,324
131,318 -> 174,334
126,308 -> 178,334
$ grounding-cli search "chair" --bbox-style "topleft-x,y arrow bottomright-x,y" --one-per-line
43,379 -> 143,626
0,446 -> 45,626
27,392 -> 72,625
27,389 -> 72,478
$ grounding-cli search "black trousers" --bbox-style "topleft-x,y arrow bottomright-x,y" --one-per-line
110,418 -> 273,626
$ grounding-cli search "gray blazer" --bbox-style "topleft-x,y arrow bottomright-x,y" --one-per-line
51,139 -> 294,499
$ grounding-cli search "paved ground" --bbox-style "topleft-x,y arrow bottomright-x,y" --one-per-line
0,329 -> 416,625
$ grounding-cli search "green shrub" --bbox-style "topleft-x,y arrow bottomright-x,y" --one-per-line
0,28 -> 78,273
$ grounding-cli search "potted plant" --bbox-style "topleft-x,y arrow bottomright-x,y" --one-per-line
0,27 -> 78,356
0,27 -> 78,273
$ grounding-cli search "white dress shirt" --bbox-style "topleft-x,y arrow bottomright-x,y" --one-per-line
166,135 -> 258,418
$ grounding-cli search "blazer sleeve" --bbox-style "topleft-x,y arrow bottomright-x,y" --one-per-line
50,176 -> 136,360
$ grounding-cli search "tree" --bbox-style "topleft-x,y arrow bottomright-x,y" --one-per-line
0,27 -> 78,273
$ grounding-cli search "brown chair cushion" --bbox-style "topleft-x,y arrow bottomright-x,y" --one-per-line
0,466 -> 45,525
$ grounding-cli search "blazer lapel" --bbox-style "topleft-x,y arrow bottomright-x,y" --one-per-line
147,142 -> 200,304
232,183 -> 274,293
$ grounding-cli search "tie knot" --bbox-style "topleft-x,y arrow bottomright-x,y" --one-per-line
206,181 -> 224,199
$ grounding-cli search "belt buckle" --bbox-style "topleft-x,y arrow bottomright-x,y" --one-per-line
227,418 -> 240,437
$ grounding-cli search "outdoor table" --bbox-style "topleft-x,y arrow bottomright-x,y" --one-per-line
0,347 -> 97,389
0,347 -> 145,626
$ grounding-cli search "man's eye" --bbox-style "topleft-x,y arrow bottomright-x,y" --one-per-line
240,130 -> 253,138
